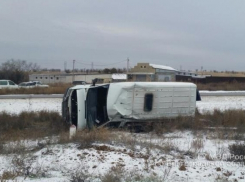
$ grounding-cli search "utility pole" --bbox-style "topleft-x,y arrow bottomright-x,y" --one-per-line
127,57 -> 129,74
73,60 -> 75,72
64,61 -> 67,71
72,60 -> 75,82
91,62 -> 94,72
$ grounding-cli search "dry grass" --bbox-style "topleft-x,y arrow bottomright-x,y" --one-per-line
0,111 -> 68,142
1,108 -> 245,150
201,109 -> 245,130
0,83 -> 71,95
179,162 -> 187,171
0,170 -> 18,181
59,127 -> 113,148
228,143 -> 245,162
0,153 -> 48,180
1,109 -> 245,181
149,109 -> 245,138
101,165 -> 164,182
191,138 -> 204,150
151,115 -> 204,135
196,81 -> 245,91
102,165 -> 124,182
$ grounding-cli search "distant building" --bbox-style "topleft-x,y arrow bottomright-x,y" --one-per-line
176,71 -> 198,77
127,63 -> 177,82
176,71 -> 209,82
29,73 -> 112,84
112,74 -> 127,82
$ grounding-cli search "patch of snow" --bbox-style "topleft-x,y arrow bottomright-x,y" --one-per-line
112,74 -> 127,80
0,98 -> 62,114
149,64 -> 177,71
196,96 -> 245,113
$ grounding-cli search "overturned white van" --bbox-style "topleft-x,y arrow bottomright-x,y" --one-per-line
62,82 -> 201,130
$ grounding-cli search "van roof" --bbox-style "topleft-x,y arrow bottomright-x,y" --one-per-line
109,82 -> 196,88
69,82 -> 196,90
69,83 -> 109,90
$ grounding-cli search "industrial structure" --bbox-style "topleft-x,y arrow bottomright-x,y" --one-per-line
29,73 -> 127,84
30,63 -> 181,84
127,63 -> 177,82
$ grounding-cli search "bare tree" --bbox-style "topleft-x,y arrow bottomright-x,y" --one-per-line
0,59 -> 41,83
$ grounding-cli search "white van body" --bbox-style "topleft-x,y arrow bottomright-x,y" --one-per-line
62,82 -> 198,130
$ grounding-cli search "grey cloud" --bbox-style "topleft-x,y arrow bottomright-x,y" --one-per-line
0,0 -> 244,71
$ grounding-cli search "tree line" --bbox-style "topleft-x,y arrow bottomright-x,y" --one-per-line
0,59 -> 128,84
65,67 -> 127,74
0,59 -> 40,84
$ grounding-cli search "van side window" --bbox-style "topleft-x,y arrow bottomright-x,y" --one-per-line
144,93 -> 153,112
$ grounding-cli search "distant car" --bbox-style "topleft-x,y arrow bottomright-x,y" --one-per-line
0,80 -> 19,89
31,81 -> 49,88
72,81 -> 87,85
18,82 -> 35,88
19,81 -> 49,88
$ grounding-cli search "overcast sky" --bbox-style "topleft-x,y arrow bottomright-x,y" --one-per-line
0,0 -> 244,71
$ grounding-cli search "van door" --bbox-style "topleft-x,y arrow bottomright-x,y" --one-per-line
86,85 -> 110,129
76,89 -> 86,129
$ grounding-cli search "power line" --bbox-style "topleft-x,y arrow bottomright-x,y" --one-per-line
127,57 -> 129,74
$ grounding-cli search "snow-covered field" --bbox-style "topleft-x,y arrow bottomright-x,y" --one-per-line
0,131 -> 244,181
0,98 -> 62,114
197,96 -> 245,113
1,96 -> 245,181
1,96 -> 245,114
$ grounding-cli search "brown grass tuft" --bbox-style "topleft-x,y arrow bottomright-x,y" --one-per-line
151,115 -> 204,135
59,127 -> 113,149
179,162 -> 187,171
196,81 -> 245,91
0,111 -> 68,142
202,109 -> 245,129
228,143 -> 245,162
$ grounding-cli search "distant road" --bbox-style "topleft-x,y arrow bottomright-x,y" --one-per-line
1,91 -> 245,99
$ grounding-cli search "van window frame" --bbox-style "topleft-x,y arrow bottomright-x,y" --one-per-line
144,93 -> 153,112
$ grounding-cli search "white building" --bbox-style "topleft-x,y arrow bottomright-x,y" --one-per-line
29,73 -> 127,84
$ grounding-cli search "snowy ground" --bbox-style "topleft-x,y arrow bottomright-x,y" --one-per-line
1,96 -> 245,181
0,131 -> 244,181
197,96 -> 245,113
1,96 -> 245,114
0,98 -> 62,114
